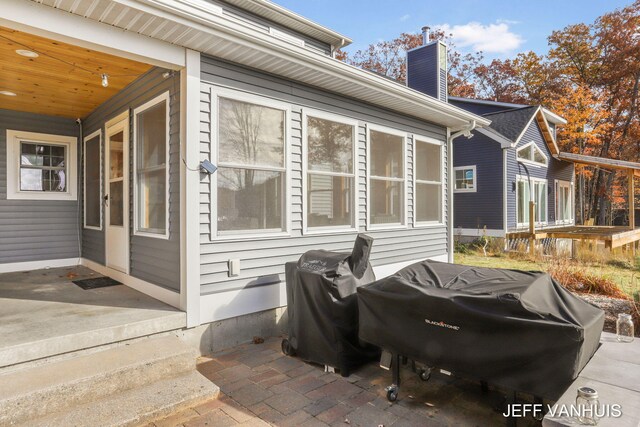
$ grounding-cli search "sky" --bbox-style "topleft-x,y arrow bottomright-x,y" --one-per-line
275,0 -> 633,61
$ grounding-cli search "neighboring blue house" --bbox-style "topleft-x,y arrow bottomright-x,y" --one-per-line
407,30 -> 575,240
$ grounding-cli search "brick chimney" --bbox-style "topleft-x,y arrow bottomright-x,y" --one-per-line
407,26 -> 448,102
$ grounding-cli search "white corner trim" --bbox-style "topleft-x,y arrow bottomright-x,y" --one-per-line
181,49 -> 202,328
81,258 -> 181,309
6,130 -> 78,201
0,258 -> 79,274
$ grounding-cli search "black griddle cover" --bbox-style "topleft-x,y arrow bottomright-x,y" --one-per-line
357,260 -> 605,399
285,234 -> 380,373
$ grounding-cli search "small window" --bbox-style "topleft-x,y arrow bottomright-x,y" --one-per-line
84,130 -> 102,229
414,138 -> 443,224
134,93 -> 169,238
6,130 -> 77,200
556,180 -> 573,223
517,177 -> 548,225
305,113 -> 357,231
517,142 -> 548,166
368,128 -> 405,227
454,166 -> 476,192
216,95 -> 287,236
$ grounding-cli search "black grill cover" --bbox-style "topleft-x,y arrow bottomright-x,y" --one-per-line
285,234 -> 380,373
357,260 -> 605,399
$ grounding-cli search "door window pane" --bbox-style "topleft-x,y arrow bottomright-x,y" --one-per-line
110,181 -> 123,226
135,96 -> 168,235
218,167 -> 284,231
85,135 -> 101,228
110,132 -> 124,179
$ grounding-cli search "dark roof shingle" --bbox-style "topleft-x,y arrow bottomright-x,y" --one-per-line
482,106 -> 538,142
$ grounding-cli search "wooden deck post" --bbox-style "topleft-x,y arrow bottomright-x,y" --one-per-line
529,201 -> 536,256
629,170 -> 635,230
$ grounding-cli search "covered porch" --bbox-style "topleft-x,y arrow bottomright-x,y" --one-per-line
508,152 -> 640,252
0,265 -> 185,368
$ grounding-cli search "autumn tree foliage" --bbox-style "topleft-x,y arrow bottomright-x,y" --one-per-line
338,1 -> 640,225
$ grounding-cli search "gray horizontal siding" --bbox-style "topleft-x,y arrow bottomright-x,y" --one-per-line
453,132 -> 503,231
506,120 -> 574,229
200,56 -> 448,295
82,68 -> 180,291
0,109 -> 80,264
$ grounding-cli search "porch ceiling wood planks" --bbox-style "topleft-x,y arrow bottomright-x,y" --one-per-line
507,226 -> 640,249
0,27 -> 152,119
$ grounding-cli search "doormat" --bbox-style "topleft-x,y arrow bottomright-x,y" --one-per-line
72,277 -> 122,290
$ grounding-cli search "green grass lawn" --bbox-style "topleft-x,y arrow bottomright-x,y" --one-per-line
455,251 -> 640,298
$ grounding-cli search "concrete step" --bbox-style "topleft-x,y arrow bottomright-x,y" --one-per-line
0,336 -> 196,426
0,310 -> 186,369
27,370 -> 219,427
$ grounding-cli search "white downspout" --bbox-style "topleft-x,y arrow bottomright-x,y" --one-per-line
447,120 -> 476,263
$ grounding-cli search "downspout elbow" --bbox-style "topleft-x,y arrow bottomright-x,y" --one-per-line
449,120 -> 477,142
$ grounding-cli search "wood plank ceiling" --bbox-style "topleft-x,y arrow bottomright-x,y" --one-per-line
0,27 -> 152,119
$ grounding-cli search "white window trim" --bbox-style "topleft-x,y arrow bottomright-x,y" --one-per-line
366,124 -> 408,231
83,129 -> 103,230
301,108 -> 359,235
516,141 -> 548,168
516,175 -> 548,227
555,179 -> 575,225
453,165 -> 477,193
412,134 -> 445,227
133,91 -> 171,240
209,86 -> 292,241
6,130 -> 78,201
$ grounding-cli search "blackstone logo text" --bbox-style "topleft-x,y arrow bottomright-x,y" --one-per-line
503,403 -> 623,419
424,319 -> 460,331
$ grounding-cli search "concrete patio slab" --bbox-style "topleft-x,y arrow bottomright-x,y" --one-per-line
0,266 -> 185,368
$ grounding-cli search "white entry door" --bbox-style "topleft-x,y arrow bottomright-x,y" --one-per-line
104,112 -> 130,273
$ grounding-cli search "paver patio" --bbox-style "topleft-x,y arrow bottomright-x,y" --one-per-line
149,337 -> 540,427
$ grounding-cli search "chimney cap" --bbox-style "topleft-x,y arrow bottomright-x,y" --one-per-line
421,26 -> 430,45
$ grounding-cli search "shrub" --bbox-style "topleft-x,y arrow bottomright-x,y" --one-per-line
547,259 -> 630,300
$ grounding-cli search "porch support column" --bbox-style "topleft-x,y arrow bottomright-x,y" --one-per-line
180,49 -> 201,327
629,169 -> 635,230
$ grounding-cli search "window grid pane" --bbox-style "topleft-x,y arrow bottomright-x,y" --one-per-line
370,178 -> 403,225
307,117 -> 353,174
370,130 -> 403,178
307,174 -> 353,228
415,141 -> 441,182
19,142 -> 67,192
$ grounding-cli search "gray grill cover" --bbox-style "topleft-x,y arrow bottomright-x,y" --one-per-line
285,235 -> 380,373
357,260 -> 605,399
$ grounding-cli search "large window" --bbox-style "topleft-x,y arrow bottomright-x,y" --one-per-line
134,92 -> 169,238
84,130 -> 102,229
414,138 -> 443,224
304,113 -> 356,231
517,177 -> 548,225
454,166 -> 476,192
6,130 -> 77,200
517,142 -> 548,166
368,127 -> 405,227
556,180 -> 573,223
216,95 -> 287,236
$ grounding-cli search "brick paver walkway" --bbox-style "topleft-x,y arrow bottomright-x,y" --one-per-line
150,337 -> 538,427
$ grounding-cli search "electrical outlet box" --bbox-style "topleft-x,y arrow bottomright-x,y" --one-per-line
228,259 -> 240,277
